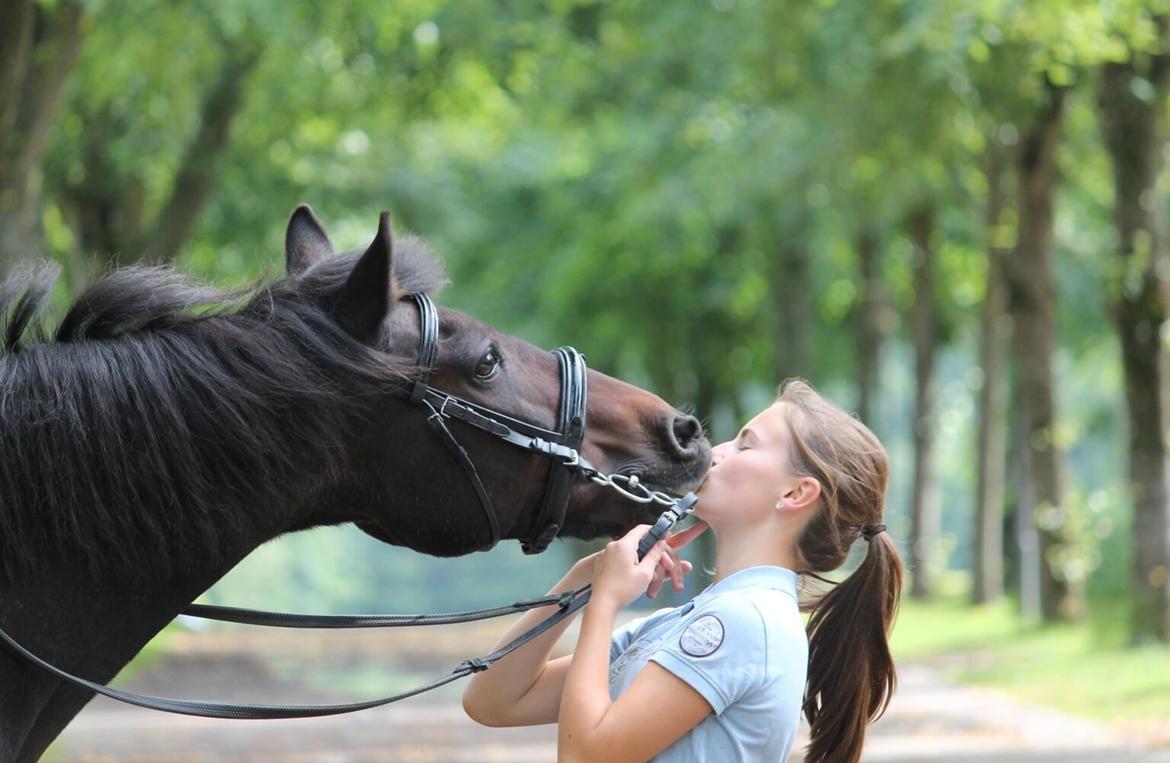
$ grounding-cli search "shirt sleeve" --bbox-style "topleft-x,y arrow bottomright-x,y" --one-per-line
610,607 -> 677,662
610,611 -> 657,663
649,595 -> 767,715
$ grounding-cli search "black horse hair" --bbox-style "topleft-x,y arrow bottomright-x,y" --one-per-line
0,235 -> 447,582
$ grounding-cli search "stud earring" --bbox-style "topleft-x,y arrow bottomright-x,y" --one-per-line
775,500 -> 786,510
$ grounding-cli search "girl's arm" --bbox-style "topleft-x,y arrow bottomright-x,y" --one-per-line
558,529 -> 712,763
461,553 -> 597,727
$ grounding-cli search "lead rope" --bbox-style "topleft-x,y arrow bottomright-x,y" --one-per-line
0,494 -> 698,720
0,585 -> 593,720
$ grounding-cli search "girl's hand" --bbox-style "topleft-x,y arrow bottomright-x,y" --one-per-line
647,520 -> 708,600
591,525 -> 675,609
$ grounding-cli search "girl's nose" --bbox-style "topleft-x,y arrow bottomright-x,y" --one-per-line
710,441 -> 730,466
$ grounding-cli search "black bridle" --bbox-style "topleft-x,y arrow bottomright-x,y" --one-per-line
0,291 -> 699,721
398,292 -> 684,553
403,292 -> 586,555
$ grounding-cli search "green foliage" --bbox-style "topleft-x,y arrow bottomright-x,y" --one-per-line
18,0 -> 1166,623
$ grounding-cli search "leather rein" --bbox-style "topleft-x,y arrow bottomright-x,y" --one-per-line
0,291 -> 695,720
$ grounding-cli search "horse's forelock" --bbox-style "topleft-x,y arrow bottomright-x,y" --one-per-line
293,233 -> 449,311
391,234 -> 449,297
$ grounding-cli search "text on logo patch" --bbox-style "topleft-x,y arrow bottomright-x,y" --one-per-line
679,614 -> 724,657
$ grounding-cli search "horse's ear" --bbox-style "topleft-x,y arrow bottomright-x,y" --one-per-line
285,203 -> 334,275
333,211 -> 394,342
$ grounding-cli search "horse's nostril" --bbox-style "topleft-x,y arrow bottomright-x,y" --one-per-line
670,414 -> 703,453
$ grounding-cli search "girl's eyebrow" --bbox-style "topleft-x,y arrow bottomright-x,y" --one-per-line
739,427 -> 760,444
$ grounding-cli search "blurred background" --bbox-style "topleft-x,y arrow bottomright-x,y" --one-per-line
3,0 -> 1169,760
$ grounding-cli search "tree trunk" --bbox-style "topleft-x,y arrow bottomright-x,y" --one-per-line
1004,80 -> 1078,623
1098,49 -> 1170,643
0,0 -> 87,277
1011,387 -> 1042,620
139,43 -> 262,264
0,0 -> 36,167
973,144 -> 1012,605
854,224 -> 893,428
771,231 -> 811,384
57,38 -> 262,271
907,204 -> 941,599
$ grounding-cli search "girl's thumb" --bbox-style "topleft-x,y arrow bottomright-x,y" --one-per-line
642,539 -> 668,566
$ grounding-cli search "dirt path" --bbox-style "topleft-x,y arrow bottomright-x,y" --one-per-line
861,664 -> 1170,763
44,625 -> 1170,762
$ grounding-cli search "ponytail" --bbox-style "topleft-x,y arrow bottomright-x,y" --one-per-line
802,530 -> 903,763
774,377 -> 903,763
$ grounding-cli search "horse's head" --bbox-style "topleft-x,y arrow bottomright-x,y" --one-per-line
283,205 -> 711,555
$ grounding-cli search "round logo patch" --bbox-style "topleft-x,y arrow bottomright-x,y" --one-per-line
679,615 -> 724,657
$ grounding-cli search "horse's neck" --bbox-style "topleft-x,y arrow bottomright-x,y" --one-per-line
0,527 -> 271,762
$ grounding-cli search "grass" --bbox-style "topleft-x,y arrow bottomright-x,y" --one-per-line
890,579 -> 1170,723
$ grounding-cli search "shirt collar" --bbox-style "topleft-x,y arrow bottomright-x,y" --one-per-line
699,565 -> 799,602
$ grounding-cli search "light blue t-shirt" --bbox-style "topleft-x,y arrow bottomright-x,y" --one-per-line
609,566 -> 807,762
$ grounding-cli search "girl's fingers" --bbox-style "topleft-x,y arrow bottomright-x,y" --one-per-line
640,540 -> 668,572
670,555 -> 685,591
647,557 -> 670,598
648,553 -> 696,599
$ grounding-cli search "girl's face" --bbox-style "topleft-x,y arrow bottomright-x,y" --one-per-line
694,401 -> 809,529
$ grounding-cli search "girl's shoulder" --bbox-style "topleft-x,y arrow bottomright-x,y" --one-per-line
695,585 -> 808,676
697,567 -> 802,626
698,584 -> 804,639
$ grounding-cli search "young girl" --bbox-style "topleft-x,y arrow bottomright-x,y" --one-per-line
462,379 -> 903,763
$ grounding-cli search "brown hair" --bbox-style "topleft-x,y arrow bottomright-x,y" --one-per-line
775,378 -> 903,763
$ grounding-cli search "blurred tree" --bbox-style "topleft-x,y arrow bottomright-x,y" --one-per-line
1,0 -> 1165,630
907,203 -> 942,598
1097,18 -> 1170,643
0,0 -> 88,277
972,138 -> 1013,605
853,224 -> 893,428
50,2 -> 263,281
1005,78 -> 1075,622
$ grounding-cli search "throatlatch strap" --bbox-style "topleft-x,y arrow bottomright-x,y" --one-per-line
424,399 -> 501,549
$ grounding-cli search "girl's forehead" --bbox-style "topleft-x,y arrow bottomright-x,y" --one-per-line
746,402 -> 789,441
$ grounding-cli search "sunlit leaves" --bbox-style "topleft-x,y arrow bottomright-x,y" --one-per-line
28,0 -> 1161,610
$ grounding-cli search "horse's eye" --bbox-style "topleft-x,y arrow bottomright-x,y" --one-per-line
475,347 -> 501,381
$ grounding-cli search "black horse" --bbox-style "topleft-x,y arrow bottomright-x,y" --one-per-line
0,205 -> 710,762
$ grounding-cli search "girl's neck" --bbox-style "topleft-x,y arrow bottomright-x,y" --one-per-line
710,524 -> 801,585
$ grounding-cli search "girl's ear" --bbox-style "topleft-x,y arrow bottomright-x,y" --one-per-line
783,477 -> 822,511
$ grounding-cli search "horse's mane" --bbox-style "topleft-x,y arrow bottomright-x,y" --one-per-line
0,236 -> 447,582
